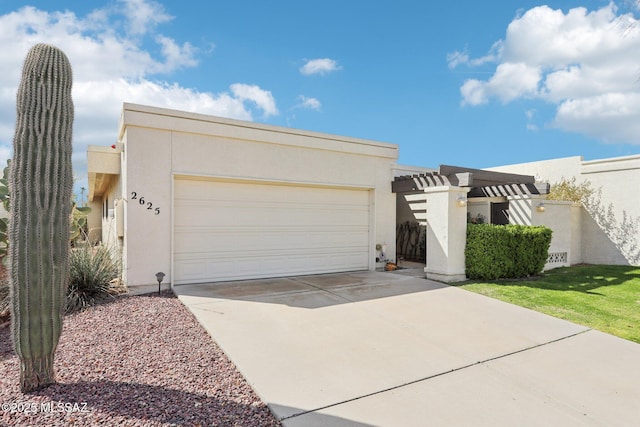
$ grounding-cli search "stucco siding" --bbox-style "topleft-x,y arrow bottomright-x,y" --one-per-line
489,155 -> 640,266
115,103 -> 398,288
488,156 -> 583,184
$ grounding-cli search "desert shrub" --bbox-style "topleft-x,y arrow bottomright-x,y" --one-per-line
547,177 -> 593,204
3,244 -> 124,316
466,224 -> 552,280
67,243 -> 123,313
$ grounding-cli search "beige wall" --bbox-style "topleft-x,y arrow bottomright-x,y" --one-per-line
423,186 -> 470,282
396,192 -> 424,225
489,155 -> 640,266
393,165 -> 435,226
520,196 -> 577,269
488,156 -> 583,184
115,103 -> 399,288
86,199 -> 103,244
581,156 -> 640,265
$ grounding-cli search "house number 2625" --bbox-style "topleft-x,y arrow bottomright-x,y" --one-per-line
130,192 -> 160,215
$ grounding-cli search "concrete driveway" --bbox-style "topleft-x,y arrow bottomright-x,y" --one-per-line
174,271 -> 640,426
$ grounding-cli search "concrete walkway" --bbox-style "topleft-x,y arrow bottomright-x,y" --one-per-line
174,271 -> 640,426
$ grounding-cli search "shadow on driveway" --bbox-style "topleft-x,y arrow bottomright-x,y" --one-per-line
174,270 -> 448,309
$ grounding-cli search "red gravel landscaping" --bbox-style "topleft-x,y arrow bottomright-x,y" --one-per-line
0,291 -> 282,427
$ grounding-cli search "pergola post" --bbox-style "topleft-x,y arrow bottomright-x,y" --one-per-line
423,186 -> 470,283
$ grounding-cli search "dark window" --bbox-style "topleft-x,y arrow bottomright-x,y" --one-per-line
491,202 -> 509,225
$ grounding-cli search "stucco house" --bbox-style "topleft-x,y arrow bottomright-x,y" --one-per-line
88,103 -> 398,291
87,103 -> 640,292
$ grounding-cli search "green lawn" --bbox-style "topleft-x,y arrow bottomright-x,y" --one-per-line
455,265 -> 640,344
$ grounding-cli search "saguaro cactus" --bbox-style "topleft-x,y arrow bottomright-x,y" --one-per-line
10,44 -> 74,392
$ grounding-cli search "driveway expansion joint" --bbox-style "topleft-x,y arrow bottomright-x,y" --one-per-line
279,328 -> 592,421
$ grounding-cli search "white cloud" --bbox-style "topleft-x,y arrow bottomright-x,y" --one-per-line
525,109 -> 539,131
447,42 -> 503,69
296,95 -> 321,111
156,35 -> 199,72
461,62 -> 541,105
446,50 -> 470,69
453,3 -> 640,144
0,2 -> 279,191
116,0 -> 172,37
230,84 -> 278,117
300,58 -> 342,76
554,93 -> 640,142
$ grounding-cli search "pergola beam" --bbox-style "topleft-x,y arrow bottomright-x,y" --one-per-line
466,182 -> 550,198
392,164 -> 548,197
439,164 -> 535,186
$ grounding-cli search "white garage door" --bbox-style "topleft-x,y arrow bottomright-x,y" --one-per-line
173,178 -> 371,284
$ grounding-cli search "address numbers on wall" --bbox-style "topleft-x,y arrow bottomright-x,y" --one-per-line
130,192 -> 160,215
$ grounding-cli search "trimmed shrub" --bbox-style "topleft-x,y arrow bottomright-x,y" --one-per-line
465,224 -> 552,280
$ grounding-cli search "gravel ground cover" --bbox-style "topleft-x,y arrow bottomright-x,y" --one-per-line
0,291 -> 282,427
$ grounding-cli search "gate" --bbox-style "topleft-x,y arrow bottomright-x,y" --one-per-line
396,221 -> 426,262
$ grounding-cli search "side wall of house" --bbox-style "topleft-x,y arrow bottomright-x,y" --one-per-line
490,155 -> 640,266
580,156 -> 640,265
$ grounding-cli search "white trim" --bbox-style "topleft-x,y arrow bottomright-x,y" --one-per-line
172,172 -> 375,191
582,154 -> 640,175
121,103 -> 398,159
368,189 -> 376,271
170,176 -> 175,290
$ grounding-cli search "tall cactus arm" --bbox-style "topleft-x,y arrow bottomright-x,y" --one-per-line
9,43 -> 74,392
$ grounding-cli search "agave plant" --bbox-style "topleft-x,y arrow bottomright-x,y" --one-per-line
67,243 -> 122,313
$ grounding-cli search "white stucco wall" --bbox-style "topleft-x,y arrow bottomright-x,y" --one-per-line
393,165 -> 436,226
488,156 -> 583,184
116,103 -> 399,288
581,156 -> 640,265
488,155 -> 640,266
512,196 -> 577,269
86,200 -> 102,244
423,186 -> 470,282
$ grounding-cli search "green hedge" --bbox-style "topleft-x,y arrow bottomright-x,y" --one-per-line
465,224 -> 552,280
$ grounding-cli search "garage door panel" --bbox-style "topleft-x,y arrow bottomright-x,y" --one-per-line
176,200 -> 369,227
176,205 -> 369,228
174,179 -> 371,284
174,250 -> 369,283
175,228 -> 369,253
176,179 -> 367,203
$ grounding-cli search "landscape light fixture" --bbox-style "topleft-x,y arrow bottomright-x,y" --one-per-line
457,196 -> 467,208
536,202 -> 546,213
156,272 -> 165,295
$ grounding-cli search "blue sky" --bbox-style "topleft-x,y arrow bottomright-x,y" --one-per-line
1,0 -> 640,192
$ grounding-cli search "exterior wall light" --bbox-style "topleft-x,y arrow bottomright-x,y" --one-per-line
156,272 -> 166,295
536,202 -> 546,213
457,196 -> 467,208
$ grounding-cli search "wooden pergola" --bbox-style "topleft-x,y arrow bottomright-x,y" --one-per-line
392,164 -> 550,197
